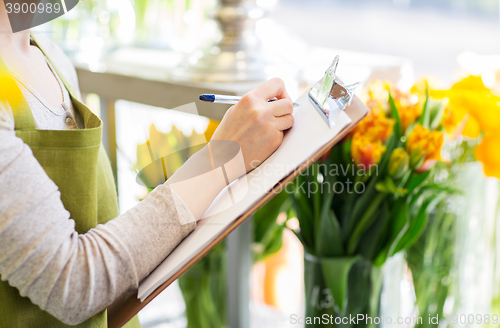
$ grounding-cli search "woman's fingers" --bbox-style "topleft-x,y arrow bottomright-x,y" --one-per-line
252,78 -> 291,101
274,114 -> 295,131
269,98 -> 294,117
211,78 -> 295,172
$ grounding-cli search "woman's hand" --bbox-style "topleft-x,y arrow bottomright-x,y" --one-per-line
167,78 -> 294,221
212,78 -> 295,172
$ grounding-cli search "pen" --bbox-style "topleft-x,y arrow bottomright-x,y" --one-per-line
199,94 -> 299,106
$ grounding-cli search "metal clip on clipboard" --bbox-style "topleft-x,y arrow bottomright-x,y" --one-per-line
308,56 -> 361,127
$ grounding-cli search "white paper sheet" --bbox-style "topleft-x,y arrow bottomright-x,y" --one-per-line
138,90 -> 352,301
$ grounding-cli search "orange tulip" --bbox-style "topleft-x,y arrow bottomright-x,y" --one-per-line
351,132 -> 386,169
398,102 -> 422,133
352,107 -> 395,143
406,124 -> 444,171
388,86 -> 424,133
360,80 -> 424,137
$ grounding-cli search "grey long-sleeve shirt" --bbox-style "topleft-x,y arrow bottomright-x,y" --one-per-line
0,43 -> 196,325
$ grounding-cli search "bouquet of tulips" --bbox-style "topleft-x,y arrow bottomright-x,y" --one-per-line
286,80 -> 454,327
407,75 -> 500,327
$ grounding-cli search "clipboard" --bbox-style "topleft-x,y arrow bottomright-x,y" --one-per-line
107,98 -> 369,328
107,56 -> 369,328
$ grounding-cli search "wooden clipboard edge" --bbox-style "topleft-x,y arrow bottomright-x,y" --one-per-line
107,96 -> 369,328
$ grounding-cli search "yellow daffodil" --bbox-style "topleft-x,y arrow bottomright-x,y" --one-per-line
431,76 -> 500,138
474,132 -> 500,179
450,75 -> 490,94
426,75 -> 500,178
351,132 -> 386,169
441,103 -> 476,138
406,124 -> 444,171
463,93 -> 500,133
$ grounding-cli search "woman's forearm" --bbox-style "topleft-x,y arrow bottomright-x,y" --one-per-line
0,110 -> 195,325
166,141 -> 246,221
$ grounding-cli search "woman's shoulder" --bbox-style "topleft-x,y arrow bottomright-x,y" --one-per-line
31,33 -> 82,100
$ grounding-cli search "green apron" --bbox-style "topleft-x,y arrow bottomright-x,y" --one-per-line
0,36 -> 140,328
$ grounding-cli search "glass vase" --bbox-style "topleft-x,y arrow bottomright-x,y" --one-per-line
303,253 -> 384,328
450,163 -> 498,327
408,162 -> 499,328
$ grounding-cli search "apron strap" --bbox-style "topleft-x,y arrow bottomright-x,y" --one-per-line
30,33 -> 102,130
30,33 -> 80,101
0,54 -> 36,130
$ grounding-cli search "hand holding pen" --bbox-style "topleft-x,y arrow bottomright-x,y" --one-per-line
208,78 -> 295,172
200,94 -> 300,107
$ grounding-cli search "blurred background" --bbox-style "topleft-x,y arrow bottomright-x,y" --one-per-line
274,0 -> 499,82
36,0 -> 500,327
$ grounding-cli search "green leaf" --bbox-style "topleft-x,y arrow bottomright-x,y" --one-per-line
253,189 -> 288,243
290,179 -> 315,249
428,99 -> 446,130
291,201 -> 313,248
345,171 -> 380,235
328,142 -> 343,165
393,204 -> 428,255
393,193 -> 447,253
406,171 -> 431,193
389,92 -> 402,141
356,204 -> 390,261
291,228 -> 314,255
321,256 -> 362,315
375,182 -> 390,193
375,177 -> 399,194
417,87 -> 430,128
252,188 -> 292,262
311,164 -> 322,229
316,209 -> 344,257
345,260 -> 374,316
256,225 -> 285,262
374,201 -> 410,266
368,266 -> 384,320
346,193 -> 386,255
342,138 -> 352,164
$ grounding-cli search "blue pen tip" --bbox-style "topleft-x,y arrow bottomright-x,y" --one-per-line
199,94 -> 215,102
